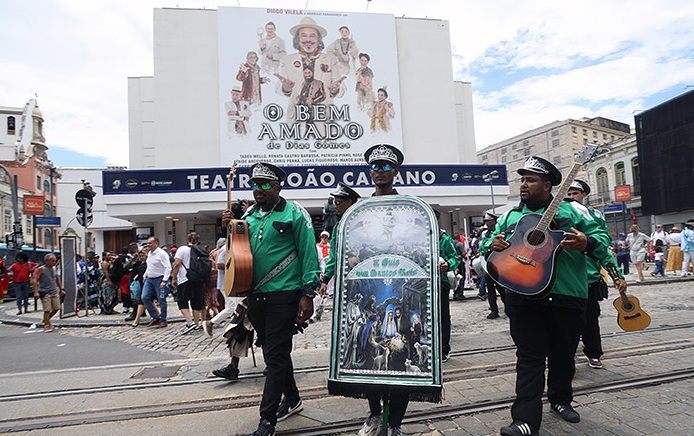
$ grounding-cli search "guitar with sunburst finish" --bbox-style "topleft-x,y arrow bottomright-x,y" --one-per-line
486,143 -> 599,297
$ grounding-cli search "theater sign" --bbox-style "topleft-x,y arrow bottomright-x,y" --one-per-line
218,7 -> 403,167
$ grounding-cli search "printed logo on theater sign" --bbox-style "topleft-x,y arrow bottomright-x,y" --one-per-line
218,7 -> 403,167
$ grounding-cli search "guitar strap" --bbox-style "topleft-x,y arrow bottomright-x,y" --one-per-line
255,250 -> 298,289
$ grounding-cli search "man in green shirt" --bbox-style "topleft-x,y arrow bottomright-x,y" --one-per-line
319,182 -> 361,298
223,162 -> 320,436
481,156 -> 611,436
566,179 -> 626,370
434,209 -> 460,363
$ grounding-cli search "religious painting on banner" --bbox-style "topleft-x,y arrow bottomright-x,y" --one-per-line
328,195 -> 442,402
218,7 -> 403,168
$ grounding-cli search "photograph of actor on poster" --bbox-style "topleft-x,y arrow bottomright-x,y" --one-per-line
218,7 -> 403,167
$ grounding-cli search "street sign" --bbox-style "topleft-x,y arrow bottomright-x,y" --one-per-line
604,204 -> 623,213
76,210 -> 93,227
35,216 -> 62,227
615,185 -> 631,202
23,195 -> 45,215
75,189 -> 94,209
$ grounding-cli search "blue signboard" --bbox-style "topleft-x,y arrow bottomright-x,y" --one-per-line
35,216 -> 62,227
603,204 -> 623,213
102,164 -> 508,195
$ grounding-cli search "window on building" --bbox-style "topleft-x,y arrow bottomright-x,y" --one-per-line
37,176 -> 41,190
7,116 -> 16,135
44,229 -> 53,246
582,129 -> 588,135
512,143 -> 517,150
524,148 -> 531,156
25,215 -> 31,233
596,167 -> 609,198
501,156 -> 507,163
43,179 -> 50,193
553,156 -> 562,164
592,131 -> 598,138
482,154 -> 488,161
552,139 -> 560,147
513,154 -> 518,159
44,203 -> 53,217
500,148 -> 507,154
551,129 -> 559,137
3,210 -> 11,233
632,157 -> 641,196
523,140 -> 529,146
571,126 -> 577,133
603,133 -> 608,140
614,161 -> 626,186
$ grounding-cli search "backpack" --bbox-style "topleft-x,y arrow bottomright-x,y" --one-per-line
184,245 -> 213,283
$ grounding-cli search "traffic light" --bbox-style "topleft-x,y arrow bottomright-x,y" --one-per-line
75,188 -> 94,227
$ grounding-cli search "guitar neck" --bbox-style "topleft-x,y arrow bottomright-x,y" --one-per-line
535,162 -> 582,233
604,262 -> 627,298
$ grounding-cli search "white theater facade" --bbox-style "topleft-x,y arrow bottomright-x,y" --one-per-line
105,6 -> 508,247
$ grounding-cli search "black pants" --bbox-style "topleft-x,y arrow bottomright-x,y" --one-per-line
247,291 -> 301,426
507,304 -> 585,429
367,392 -> 409,427
616,254 -> 630,275
441,280 -> 451,355
486,279 -> 505,314
581,281 -> 604,359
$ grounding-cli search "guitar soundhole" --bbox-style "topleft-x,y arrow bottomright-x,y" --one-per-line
526,230 -> 546,246
622,301 -> 634,311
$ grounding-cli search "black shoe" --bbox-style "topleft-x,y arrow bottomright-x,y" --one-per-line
551,403 -> 580,423
442,353 -> 450,363
124,314 -> 136,322
477,293 -> 487,300
500,420 -> 539,436
182,321 -> 197,335
251,418 -> 275,436
276,397 -> 303,422
487,311 -> 500,319
212,365 -> 239,382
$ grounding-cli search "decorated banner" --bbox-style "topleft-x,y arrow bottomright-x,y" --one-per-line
328,195 -> 442,402
218,7 -> 403,167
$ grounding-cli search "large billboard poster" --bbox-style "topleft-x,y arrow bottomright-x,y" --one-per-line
218,7 -> 403,167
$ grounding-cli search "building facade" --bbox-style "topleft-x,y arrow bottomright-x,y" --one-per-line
106,7 -> 508,247
477,117 -> 631,204
0,99 -> 60,249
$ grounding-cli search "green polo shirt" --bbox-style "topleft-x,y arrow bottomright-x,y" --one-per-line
585,206 -> 622,283
480,198 -> 611,307
245,197 -> 320,294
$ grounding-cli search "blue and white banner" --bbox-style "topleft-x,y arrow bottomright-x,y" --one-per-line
102,165 -> 507,195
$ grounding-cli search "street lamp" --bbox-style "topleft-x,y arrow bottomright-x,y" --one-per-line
482,170 -> 499,214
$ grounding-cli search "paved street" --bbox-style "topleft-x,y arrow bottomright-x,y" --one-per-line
1,273 -> 693,435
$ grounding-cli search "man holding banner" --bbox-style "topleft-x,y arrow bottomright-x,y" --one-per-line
327,143 -> 442,436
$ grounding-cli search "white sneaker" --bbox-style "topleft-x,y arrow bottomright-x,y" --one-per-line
387,427 -> 402,436
358,414 -> 382,436
202,321 -> 213,338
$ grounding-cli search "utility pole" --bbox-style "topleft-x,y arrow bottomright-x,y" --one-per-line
483,170 -> 499,214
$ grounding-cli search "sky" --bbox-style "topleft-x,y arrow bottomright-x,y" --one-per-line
2,0 -> 694,168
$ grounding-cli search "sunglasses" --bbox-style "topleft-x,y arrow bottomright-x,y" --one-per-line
321,235 -> 329,238
370,163 -> 394,172
251,181 -> 276,191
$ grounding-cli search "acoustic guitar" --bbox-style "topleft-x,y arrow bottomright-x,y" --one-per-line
224,163 -> 253,296
605,263 -> 651,332
486,143 -> 599,297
